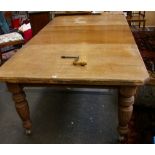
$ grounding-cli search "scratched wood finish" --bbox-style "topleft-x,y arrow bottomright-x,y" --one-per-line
0,13 -> 149,85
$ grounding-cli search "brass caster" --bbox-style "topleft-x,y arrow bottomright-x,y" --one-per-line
118,135 -> 125,143
25,129 -> 32,135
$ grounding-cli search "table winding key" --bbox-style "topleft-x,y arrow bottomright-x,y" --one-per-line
61,55 -> 87,66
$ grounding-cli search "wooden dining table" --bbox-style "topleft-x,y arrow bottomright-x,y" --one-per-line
0,12 -> 149,142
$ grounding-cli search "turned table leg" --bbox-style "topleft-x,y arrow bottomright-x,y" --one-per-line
7,83 -> 32,134
118,86 -> 137,143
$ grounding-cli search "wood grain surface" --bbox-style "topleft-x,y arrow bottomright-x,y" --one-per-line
0,13 -> 149,85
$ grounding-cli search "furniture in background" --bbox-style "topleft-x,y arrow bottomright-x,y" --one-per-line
0,12 -> 24,65
3,11 -> 28,31
54,11 -> 92,17
28,12 -> 51,36
28,11 -> 91,37
0,13 -> 149,143
126,11 -> 146,28
0,32 -> 24,65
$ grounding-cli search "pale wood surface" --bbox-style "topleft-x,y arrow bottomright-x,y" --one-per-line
48,13 -> 127,26
0,13 -> 149,85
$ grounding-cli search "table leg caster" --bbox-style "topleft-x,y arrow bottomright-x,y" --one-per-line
118,135 -> 127,143
25,129 -> 32,135
118,135 -> 124,141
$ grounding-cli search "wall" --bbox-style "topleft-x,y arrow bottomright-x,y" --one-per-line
145,11 -> 155,27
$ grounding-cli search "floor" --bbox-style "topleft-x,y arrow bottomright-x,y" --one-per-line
0,83 -> 118,144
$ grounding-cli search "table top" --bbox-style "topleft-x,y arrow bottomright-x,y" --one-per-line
0,12 -> 149,86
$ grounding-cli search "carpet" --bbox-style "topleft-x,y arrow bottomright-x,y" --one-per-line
127,27 -> 155,144
132,27 -> 155,72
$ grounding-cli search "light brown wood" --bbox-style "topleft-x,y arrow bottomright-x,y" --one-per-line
0,14 -> 149,85
7,83 -> 32,133
49,13 -> 127,27
118,86 -> 137,143
29,26 -> 135,44
145,11 -> 155,27
0,43 -> 149,85
0,13 -> 150,142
